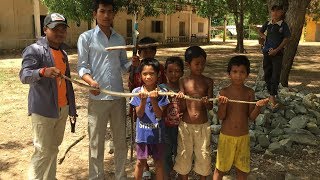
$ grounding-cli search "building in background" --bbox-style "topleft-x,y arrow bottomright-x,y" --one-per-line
303,16 -> 320,42
0,0 -> 209,49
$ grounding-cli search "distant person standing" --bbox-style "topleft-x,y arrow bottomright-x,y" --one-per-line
19,13 -> 77,179
258,4 -> 291,108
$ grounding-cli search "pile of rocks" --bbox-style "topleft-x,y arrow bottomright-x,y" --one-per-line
210,81 -> 320,155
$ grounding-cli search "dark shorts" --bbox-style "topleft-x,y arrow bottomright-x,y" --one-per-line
136,143 -> 165,160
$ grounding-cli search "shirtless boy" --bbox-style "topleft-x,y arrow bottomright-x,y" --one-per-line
174,46 -> 213,180
213,55 -> 269,180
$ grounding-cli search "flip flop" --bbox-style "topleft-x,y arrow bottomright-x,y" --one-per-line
142,170 -> 152,180
271,102 -> 280,112
272,102 -> 279,108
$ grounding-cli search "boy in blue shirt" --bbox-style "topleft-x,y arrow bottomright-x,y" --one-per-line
130,58 -> 170,180
259,4 -> 291,107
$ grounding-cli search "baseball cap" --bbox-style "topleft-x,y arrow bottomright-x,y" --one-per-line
44,13 -> 69,29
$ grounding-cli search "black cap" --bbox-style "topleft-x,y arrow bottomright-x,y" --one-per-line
271,4 -> 284,11
44,13 -> 69,29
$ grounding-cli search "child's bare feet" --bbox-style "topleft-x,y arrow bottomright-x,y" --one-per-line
269,95 -> 279,108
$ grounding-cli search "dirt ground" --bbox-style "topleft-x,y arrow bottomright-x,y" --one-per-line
0,40 -> 319,180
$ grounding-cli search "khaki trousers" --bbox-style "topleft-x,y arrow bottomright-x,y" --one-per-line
28,106 -> 69,180
88,98 -> 128,180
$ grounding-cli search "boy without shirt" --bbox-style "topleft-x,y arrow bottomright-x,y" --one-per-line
213,56 -> 269,180
174,46 -> 213,180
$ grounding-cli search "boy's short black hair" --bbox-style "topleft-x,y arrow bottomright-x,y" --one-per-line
227,55 -> 250,75
138,37 -> 157,53
165,56 -> 184,72
139,58 -> 160,74
93,0 -> 114,12
185,46 -> 207,63
271,4 -> 284,11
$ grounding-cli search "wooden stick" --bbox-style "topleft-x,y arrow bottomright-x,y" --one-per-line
60,74 -> 257,104
105,42 -> 160,51
58,134 -> 86,165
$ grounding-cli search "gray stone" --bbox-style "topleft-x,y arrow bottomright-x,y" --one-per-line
308,109 -> 320,119
279,138 -> 292,150
250,141 -> 256,148
255,81 -> 266,91
211,112 -> 219,125
257,135 -> 270,148
262,127 -> 270,134
253,144 -> 264,152
306,122 -> 320,135
256,114 -> 266,126
282,97 -> 292,105
285,173 -> 300,180
210,125 -> 221,135
283,128 -> 313,136
294,104 -> 307,114
268,142 -> 284,154
263,149 -> 275,159
308,109 -> 320,125
208,112 -> 213,123
302,93 -> 319,108
249,122 -> 256,130
296,92 -> 305,99
271,136 -> 283,143
307,117 -> 318,124
285,109 -> 296,120
288,134 -> 318,146
212,134 -> 219,144
279,88 -> 295,98
269,126 -> 284,137
255,91 -> 269,99
264,109 -> 272,114
289,115 -> 308,129
272,112 -> 281,118
253,129 -> 265,137
249,130 -> 256,142
271,117 -> 288,128
255,125 -> 264,132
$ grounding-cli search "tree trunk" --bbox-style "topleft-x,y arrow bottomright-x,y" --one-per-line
223,16 -> 227,42
267,0 -> 311,87
281,0 -> 311,86
87,20 -> 92,30
234,0 -> 245,53
207,17 -> 211,43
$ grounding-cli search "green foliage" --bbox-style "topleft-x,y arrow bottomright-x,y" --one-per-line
193,0 -> 268,26
192,0 -> 228,18
307,0 -> 320,21
246,0 -> 269,24
41,0 -> 93,24
42,0 -> 180,24
116,0 -> 178,17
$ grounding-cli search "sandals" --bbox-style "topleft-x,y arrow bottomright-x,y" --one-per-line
142,170 -> 152,180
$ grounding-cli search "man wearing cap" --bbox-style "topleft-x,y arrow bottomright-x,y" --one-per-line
258,4 -> 291,108
19,13 -> 77,179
